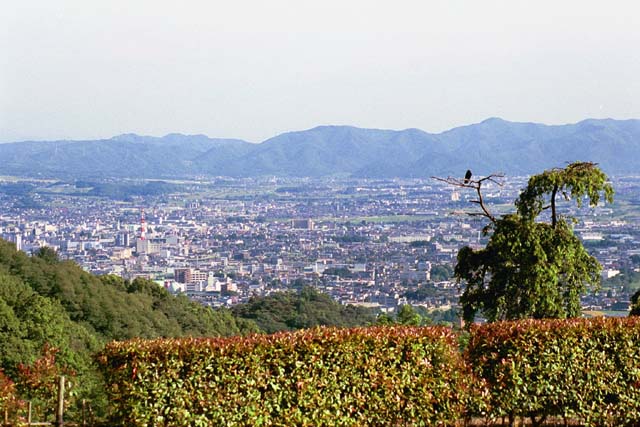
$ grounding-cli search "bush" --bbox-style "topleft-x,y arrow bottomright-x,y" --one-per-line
97,318 -> 640,426
467,317 -> 640,426
0,369 -> 22,423
97,326 -> 472,426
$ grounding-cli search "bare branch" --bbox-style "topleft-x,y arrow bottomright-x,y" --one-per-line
431,173 -> 505,189
432,172 -> 505,224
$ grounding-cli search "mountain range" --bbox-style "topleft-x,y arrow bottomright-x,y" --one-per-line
2,118 -> 639,179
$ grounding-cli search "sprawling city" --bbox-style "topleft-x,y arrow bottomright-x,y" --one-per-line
2,175 -> 638,318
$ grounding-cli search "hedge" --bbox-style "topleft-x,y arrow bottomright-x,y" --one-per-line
97,326 -> 473,426
467,317 -> 640,426
97,317 -> 640,427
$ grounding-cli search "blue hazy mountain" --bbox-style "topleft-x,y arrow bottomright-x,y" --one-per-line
0,133 -> 251,178
232,126 -> 440,177
1,118 -> 639,178
420,117 -> 640,176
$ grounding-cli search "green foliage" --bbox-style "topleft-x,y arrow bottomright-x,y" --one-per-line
97,326 -> 472,426
416,306 -> 460,327
404,283 -> 445,301
467,317 -> 640,426
85,181 -> 182,200
16,344 -> 76,421
377,304 -> 430,326
232,287 -> 375,334
34,247 -> 60,264
457,162 -> 613,323
0,237 -> 258,420
395,304 -> 422,326
0,265 -> 99,420
515,161 -> 614,223
332,235 -> 369,243
458,216 -> 600,322
95,317 -> 640,426
605,269 -> 640,293
630,289 -> 640,316
0,270 -> 96,379
430,263 -> 454,281
0,182 -> 36,196
0,239 -> 255,342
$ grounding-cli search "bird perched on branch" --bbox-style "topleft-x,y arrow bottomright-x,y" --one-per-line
464,169 -> 472,184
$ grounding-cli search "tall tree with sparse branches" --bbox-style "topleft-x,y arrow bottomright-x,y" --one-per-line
436,161 -> 614,324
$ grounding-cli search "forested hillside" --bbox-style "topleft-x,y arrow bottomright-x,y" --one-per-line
0,238 -> 378,418
0,239 -> 256,413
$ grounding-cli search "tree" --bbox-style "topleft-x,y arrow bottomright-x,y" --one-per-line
630,290 -> 640,317
232,287 -> 375,334
376,304 -> 429,326
430,264 -> 454,282
438,162 -> 614,323
34,246 -> 59,264
395,304 -> 423,326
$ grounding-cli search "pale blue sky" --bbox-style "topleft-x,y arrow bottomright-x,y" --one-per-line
1,0 -> 639,142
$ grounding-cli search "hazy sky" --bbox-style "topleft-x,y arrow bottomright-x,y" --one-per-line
2,0 -> 639,142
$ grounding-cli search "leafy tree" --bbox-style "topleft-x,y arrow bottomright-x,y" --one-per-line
232,287 -> 375,333
515,161 -> 613,228
403,283 -> 441,301
376,304 -> 430,326
423,307 -> 460,326
376,312 -> 395,325
430,264 -> 454,282
34,247 -> 59,264
444,162 -> 614,323
603,268 -> 640,293
629,289 -> 640,317
396,304 -> 423,326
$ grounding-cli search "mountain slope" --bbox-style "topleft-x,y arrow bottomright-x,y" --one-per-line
0,134 -> 251,178
232,126 -> 439,177
420,117 -> 640,176
2,118 -> 639,178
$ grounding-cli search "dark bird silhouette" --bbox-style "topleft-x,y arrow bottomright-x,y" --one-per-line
464,169 -> 472,184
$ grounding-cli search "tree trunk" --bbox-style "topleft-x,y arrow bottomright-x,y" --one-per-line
551,185 -> 558,228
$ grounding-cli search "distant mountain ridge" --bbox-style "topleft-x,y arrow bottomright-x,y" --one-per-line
1,118 -> 639,179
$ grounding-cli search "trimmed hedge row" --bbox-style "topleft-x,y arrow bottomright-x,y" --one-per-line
467,317 -> 640,426
97,326 -> 473,426
97,317 -> 640,426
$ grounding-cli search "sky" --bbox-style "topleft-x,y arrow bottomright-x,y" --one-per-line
1,0 -> 639,143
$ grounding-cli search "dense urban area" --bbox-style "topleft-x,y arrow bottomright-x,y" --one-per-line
2,175 -> 639,318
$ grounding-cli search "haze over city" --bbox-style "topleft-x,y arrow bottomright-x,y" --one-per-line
2,0 -> 640,143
